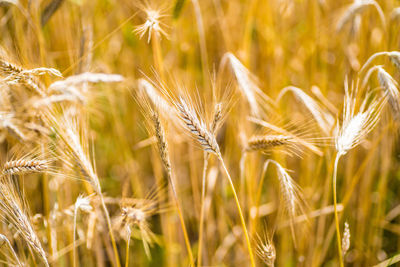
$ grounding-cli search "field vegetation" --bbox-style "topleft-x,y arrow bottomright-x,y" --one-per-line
0,0 -> 400,266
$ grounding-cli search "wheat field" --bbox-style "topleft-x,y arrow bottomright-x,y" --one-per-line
0,0 -> 399,266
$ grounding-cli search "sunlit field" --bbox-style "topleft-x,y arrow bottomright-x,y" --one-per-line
0,0 -> 400,266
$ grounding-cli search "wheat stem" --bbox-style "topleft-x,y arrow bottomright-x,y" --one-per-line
333,153 -> 344,267
100,194 -> 121,267
42,168 -> 54,258
125,234 -> 130,267
218,154 -> 255,267
197,152 -> 209,267
151,32 -> 164,79
73,205 -> 78,267
191,0 -> 209,87
166,168 -> 195,267
251,159 -> 270,236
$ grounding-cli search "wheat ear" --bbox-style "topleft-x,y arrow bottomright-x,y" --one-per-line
0,179 -> 48,266
197,103 -> 222,267
176,97 -> 220,154
175,97 -> 255,267
48,114 -> 121,267
151,110 -> 194,267
342,222 -> 350,256
246,135 -> 294,151
3,159 -> 48,175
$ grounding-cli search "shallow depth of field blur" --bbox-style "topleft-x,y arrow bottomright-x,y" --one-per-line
1,0 -> 400,266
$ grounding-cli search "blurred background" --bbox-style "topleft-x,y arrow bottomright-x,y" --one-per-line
0,0 -> 400,266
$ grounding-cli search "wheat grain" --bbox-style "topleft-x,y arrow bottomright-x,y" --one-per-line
151,111 -> 171,173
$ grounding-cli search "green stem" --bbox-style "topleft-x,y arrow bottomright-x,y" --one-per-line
166,169 -> 195,267
218,155 -> 255,267
252,159 -> 270,235
125,230 -> 130,267
333,154 -> 344,267
100,194 -> 121,267
197,153 -> 209,267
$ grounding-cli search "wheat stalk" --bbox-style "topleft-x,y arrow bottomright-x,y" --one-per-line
174,96 -> 256,267
333,79 -> 384,267
150,110 -> 194,267
0,177 -> 48,266
46,111 -> 121,267
73,195 -> 92,267
124,225 -> 131,267
197,102 -> 223,267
